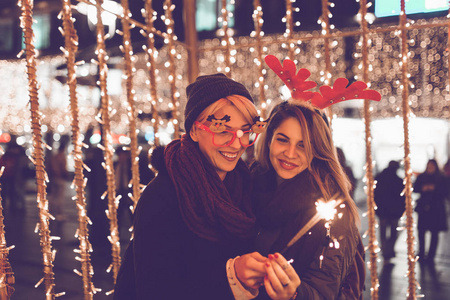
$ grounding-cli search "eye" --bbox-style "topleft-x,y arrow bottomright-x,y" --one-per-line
297,142 -> 305,149
276,137 -> 288,144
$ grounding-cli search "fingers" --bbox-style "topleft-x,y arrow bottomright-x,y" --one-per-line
264,258 -> 284,292
272,253 -> 301,286
249,251 -> 268,263
235,253 -> 268,290
271,258 -> 291,288
237,252 -> 267,274
264,253 -> 301,300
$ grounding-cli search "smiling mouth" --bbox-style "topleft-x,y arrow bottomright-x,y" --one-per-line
279,159 -> 298,170
220,151 -> 239,161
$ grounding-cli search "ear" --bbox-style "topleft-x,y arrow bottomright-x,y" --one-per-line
190,126 -> 199,142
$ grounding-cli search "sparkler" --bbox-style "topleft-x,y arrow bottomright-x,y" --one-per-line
282,198 -> 344,253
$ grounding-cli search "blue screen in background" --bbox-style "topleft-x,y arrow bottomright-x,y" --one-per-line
375,0 -> 448,18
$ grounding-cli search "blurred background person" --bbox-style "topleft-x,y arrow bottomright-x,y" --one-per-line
0,137 -> 27,212
443,159 -> 450,201
414,159 -> 448,263
374,160 -> 405,262
337,147 -> 357,200
48,139 -> 69,221
114,147 -> 133,238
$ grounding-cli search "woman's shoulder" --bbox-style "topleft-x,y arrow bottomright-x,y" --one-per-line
135,171 -> 177,216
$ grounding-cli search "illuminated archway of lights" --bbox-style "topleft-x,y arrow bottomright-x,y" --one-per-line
2,0 -> 449,298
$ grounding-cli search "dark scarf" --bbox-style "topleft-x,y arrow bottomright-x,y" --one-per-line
164,136 -> 255,243
252,167 -> 324,254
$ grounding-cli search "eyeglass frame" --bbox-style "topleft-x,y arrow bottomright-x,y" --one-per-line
194,121 -> 259,148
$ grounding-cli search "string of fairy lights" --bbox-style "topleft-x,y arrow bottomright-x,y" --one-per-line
251,0 -> 268,117
118,0 -> 142,210
399,1 -> 417,298
142,0 -> 161,147
359,0 -> 380,298
0,166 -> 15,299
19,0 -> 60,299
218,0 -> 234,77
59,0 -> 97,298
1,0 -> 449,299
162,0 -> 181,139
92,0 -> 122,290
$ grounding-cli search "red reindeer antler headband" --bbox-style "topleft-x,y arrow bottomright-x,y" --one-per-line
265,55 -> 381,109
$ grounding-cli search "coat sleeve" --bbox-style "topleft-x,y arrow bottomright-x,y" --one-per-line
132,182 -> 186,300
295,219 -> 361,300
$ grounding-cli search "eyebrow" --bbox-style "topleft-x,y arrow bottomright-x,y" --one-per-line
276,132 -> 289,139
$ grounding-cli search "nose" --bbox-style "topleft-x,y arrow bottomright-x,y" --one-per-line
284,145 -> 297,158
229,134 -> 242,149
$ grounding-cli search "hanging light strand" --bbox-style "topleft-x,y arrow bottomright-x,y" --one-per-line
0,176 -> 15,299
448,2 -> 450,109
59,1 -> 96,298
320,0 -> 334,121
94,0 -> 121,284
284,0 -> 295,59
19,0 -> 57,298
320,0 -> 332,85
359,1 -> 380,299
120,0 -> 142,208
219,0 -> 233,76
143,0 -> 160,146
163,0 -> 180,138
252,0 -> 267,117
399,1 -> 417,299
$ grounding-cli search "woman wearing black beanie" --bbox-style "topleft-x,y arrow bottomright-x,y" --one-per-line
114,73 -> 263,299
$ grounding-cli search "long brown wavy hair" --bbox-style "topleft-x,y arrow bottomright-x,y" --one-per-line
255,100 -> 360,225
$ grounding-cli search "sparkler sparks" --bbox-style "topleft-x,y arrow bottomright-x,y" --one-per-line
283,198 -> 344,253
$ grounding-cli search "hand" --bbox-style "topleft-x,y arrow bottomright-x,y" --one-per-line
234,252 -> 267,290
264,253 -> 301,300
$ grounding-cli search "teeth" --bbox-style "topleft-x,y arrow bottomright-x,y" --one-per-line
221,152 -> 237,158
281,161 -> 295,167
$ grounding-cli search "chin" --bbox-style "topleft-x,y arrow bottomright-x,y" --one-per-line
277,169 -> 300,180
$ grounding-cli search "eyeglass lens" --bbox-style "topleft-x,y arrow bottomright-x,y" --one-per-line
213,131 -> 257,146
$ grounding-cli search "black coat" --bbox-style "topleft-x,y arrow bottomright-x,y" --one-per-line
113,164 -> 252,299
414,172 -> 448,232
374,168 -> 405,219
252,166 -> 365,300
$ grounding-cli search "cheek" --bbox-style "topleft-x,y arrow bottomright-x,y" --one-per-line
197,136 -> 216,156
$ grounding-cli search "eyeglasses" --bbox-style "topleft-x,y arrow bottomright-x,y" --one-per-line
194,121 -> 259,147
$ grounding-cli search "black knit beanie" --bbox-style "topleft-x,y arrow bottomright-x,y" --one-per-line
184,73 -> 254,134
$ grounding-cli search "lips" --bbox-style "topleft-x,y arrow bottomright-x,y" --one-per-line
278,159 -> 299,170
219,151 -> 239,161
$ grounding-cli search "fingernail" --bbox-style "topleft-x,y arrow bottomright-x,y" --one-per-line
265,262 -> 270,267
274,253 -> 279,259
268,254 -> 274,260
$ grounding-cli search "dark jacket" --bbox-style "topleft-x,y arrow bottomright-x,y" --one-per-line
374,167 -> 405,219
414,172 -> 448,232
113,160 -> 252,299
252,166 -> 365,300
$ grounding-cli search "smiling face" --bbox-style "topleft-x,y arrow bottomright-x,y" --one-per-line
269,117 -> 309,180
191,103 -> 251,180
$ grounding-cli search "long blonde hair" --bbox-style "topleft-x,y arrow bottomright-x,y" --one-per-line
255,100 -> 360,225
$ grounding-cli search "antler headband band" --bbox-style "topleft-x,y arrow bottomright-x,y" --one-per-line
264,55 -> 381,109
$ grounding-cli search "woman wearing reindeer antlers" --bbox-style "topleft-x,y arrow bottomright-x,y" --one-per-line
114,73 -> 266,299
229,55 -> 380,300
